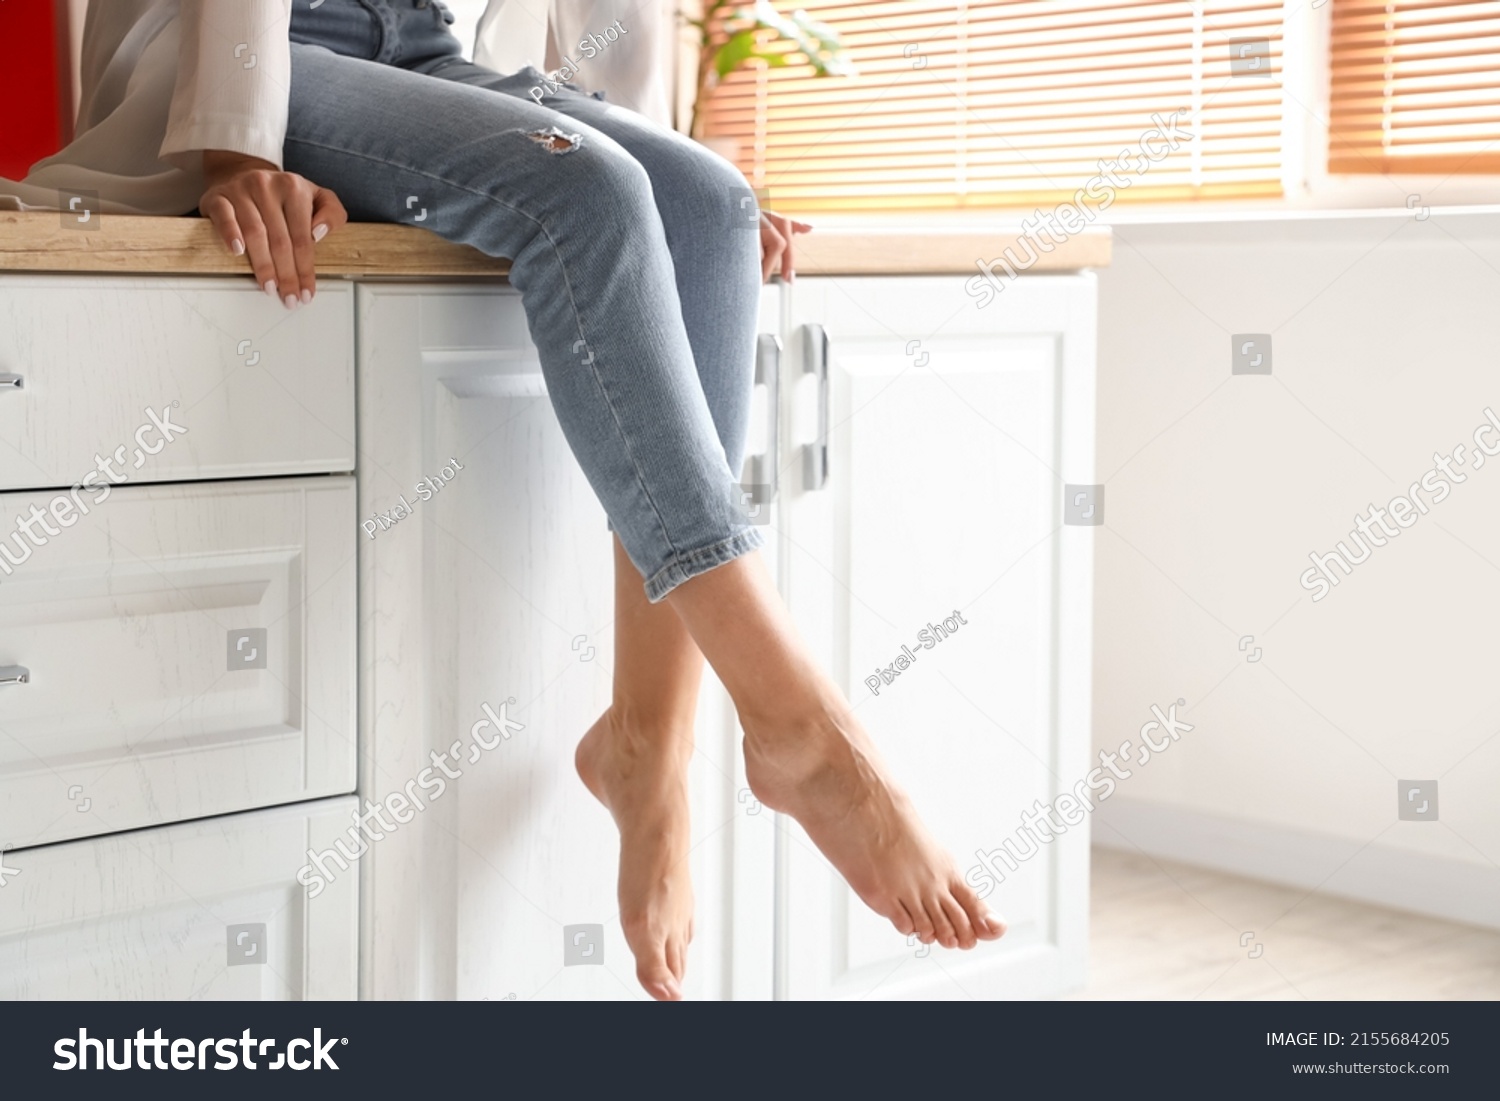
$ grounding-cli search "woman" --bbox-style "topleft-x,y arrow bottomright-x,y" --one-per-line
6,0 -> 1004,1000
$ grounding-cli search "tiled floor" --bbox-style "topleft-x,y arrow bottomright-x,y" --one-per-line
1072,847 -> 1500,1000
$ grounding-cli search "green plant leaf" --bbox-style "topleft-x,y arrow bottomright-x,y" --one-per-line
704,0 -> 855,88
714,29 -> 764,78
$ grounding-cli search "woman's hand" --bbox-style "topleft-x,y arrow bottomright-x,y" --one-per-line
199,151 -> 347,308
759,211 -> 813,284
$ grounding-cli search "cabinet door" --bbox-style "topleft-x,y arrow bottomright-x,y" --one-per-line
356,284 -> 782,1000
721,284 -> 784,999
0,797 -> 359,1000
779,275 -> 1096,999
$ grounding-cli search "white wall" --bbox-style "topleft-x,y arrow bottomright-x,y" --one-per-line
1090,209 -> 1500,927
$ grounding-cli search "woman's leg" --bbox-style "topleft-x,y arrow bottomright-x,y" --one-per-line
429,65 -> 786,998
480,79 -> 1008,950
574,537 -> 702,1001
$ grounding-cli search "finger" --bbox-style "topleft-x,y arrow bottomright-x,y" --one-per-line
257,191 -> 302,309
234,198 -> 278,296
780,228 -> 797,283
760,242 -> 779,283
310,186 -> 348,243
285,184 -> 317,303
760,228 -> 785,284
791,220 -> 814,233
202,193 -> 246,258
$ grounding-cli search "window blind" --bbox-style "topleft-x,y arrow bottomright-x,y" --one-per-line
1329,0 -> 1500,175
699,0 -> 1284,213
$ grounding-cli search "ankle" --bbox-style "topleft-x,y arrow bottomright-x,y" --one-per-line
601,702 -> 696,759
736,675 -> 848,745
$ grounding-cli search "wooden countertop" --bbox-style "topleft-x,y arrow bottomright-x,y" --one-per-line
0,211 -> 1109,278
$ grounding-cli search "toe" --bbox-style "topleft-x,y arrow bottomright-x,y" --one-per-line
953,879 -> 1006,940
628,921 -> 682,1000
939,893 -> 978,949
978,909 -> 1007,939
926,896 -> 959,948
908,901 -> 936,944
890,901 -> 916,938
638,961 -> 682,1001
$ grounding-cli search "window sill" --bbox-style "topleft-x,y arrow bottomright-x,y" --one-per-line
798,202 -> 1500,233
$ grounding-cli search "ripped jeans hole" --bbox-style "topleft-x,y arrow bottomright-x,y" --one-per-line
525,126 -> 583,154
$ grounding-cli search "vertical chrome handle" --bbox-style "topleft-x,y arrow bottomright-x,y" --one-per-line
802,324 -> 829,492
0,374 -> 24,391
0,666 -> 30,685
744,333 -> 782,507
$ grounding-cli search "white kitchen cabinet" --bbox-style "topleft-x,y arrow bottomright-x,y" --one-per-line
357,283 -> 782,1000
0,277 -> 355,492
0,796 -> 359,1000
0,215 -> 1104,1002
776,275 -> 1097,999
355,274 -> 1096,1001
0,476 -> 357,849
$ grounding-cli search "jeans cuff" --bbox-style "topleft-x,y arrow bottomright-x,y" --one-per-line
643,527 -> 765,603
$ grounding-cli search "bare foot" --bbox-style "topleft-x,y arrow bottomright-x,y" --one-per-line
575,708 -> 696,1000
742,691 -> 1005,950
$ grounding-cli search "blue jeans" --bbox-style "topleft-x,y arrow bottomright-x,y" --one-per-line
286,0 -> 764,601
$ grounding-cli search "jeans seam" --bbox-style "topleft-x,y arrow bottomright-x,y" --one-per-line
353,0 -> 392,63
644,529 -> 762,602
283,134 -> 687,563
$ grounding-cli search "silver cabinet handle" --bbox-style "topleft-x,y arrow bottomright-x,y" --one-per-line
802,324 -> 829,492
0,374 -> 23,391
0,666 -> 30,685
743,333 -> 782,508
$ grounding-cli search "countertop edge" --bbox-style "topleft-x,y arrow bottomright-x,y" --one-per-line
0,212 -> 1110,278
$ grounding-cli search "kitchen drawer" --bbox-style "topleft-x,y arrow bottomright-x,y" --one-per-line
0,276 -> 355,492
0,796 -> 358,999
0,476 -> 356,849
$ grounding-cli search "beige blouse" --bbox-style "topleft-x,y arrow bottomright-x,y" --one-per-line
0,0 -> 670,216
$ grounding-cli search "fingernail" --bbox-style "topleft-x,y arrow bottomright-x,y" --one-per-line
230,239 -> 245,256
284,295 -> 299,311
264,279 -> 278,299
300,288 -> 313,305
313,223 -> 329,243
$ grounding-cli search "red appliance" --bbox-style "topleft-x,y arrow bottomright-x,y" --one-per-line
0,0 -> 73,180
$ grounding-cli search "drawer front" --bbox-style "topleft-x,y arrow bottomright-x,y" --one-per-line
0,476 -> 356,848
0,277 -> 355,491
0,797 -> 358,1000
